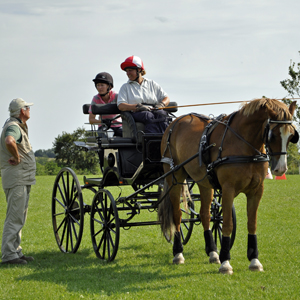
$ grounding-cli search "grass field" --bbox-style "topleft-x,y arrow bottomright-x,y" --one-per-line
0,174 -> 299,300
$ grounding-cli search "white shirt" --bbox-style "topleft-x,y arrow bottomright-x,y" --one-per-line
117,77 -> 168,106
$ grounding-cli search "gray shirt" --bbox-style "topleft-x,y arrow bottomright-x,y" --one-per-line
117,77 -> 168,106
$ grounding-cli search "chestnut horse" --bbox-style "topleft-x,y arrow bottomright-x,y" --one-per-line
158,98 -> 298,274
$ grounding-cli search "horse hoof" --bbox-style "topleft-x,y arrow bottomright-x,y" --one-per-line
249,258 -> 264,272
173,253 -> 185,264
219,260 -> 233,275
209,251 -> 220,264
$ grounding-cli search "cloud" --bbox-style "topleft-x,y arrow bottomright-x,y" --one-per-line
155,16 -> 168,23
0,0 -> 300,150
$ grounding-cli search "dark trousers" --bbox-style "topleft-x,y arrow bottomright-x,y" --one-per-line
132,110 -> 168,134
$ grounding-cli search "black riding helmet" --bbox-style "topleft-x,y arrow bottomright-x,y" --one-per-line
93,72 -> 114,97
92,72 -> 114,88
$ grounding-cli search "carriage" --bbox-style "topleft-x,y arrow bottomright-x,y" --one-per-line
52,98 -> 298,274
51,102 -> 237,262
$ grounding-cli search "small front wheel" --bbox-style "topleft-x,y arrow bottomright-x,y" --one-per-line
90,189 -> 120,261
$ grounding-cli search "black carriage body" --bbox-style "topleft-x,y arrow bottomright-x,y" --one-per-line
101,134 -> 164,187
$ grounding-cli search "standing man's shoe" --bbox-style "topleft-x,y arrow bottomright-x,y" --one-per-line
1,258 -> 27,265
20,256 -> 34,262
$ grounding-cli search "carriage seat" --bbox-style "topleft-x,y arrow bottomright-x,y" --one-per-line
120,102 -> 178,143
83,102 -> 178,144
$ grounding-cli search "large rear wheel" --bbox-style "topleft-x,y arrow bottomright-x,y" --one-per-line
52,167 -> 84,253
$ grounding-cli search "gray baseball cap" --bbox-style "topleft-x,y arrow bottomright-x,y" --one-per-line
9,98 -> 34,113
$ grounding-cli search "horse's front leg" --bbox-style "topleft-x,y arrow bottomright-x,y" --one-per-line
199,186 -> 220,264
218,187 -> 234,275
247,188 -> 264,272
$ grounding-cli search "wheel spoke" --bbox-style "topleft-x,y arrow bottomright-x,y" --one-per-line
102,232 -> 107,258
59,217 -> 68,248
61,174 -> 69,205
54,196 -> 66,209
57,183 -> 67,206
69,211 -> 81,226
217,225 -> 222,244
96,233 -> 105,253
70,218 -> 79,241
68,217 -> 74,250
55,215 -> 67,233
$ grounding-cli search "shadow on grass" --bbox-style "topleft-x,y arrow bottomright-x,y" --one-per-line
14,248 -> 201,295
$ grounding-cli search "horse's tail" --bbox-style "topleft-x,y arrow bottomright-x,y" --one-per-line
158,179 -> 175,242
181,180 -> 190,212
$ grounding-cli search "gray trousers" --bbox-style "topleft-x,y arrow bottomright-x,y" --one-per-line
1,185 -> 31,262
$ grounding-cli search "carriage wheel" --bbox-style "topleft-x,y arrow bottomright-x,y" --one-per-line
180,199 -> 195,245
52,167 -> 84,253
210,190 -> 236,249
90,189 -> 120,261
180,181 -> 202,245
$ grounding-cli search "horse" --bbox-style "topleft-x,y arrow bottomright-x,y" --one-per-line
158,98 -> 298,274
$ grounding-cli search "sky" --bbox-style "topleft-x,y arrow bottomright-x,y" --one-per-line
1,0 -> 300,151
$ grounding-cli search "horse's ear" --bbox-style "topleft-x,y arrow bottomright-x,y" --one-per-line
289,101 -> 297,115
268,109 -> 278,120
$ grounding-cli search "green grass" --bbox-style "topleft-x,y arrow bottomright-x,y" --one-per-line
0,175 -> 300,299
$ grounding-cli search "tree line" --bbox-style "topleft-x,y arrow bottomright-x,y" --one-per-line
35,128 -> 100,176
35,51 -> 300,176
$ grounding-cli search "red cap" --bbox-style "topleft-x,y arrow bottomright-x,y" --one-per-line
120,56 -> 144,71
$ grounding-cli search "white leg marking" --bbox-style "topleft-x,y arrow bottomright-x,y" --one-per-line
219,260 -> 233,275
173,253 -> 185,264
209,251 -> 220,264
249,258 -> 264,271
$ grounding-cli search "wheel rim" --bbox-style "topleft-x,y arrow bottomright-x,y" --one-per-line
180,199 -> 195,245
90,189 -> 120,261
52,167 -> 84,253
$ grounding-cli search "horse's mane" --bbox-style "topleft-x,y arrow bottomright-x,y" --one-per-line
240,98 -> 292,120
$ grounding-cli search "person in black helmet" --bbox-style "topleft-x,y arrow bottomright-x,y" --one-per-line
89,72 -> 122,137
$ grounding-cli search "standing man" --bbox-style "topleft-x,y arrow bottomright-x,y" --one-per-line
0,98 -> 36,265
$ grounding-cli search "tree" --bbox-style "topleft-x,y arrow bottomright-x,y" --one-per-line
35,148 -> 55,158
280,51 -> 300,122
280,51 -> 300,173
286,143 -> 300,174
53,127 -> 100,174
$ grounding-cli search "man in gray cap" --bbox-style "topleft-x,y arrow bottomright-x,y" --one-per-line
0,98 -> 36,265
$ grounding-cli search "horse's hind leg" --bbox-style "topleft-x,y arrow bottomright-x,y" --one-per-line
158,174 -> 185,264
170,184 -> 185,264
199,186 -> 220,264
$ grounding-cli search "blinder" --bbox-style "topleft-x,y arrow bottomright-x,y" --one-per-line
291,129 -> 299,144
264,119 -> 298,156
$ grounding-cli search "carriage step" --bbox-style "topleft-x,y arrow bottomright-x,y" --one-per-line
83,176 -> 102,186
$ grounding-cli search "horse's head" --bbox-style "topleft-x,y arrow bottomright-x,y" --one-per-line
264,101 -> 298,176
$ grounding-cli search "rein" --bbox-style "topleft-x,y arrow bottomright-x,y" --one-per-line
156,98 -> 300,111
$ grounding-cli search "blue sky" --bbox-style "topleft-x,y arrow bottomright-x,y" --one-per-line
1,0 -> 300,150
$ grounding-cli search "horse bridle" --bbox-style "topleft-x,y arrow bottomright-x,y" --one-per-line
263,119 -> 299,156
